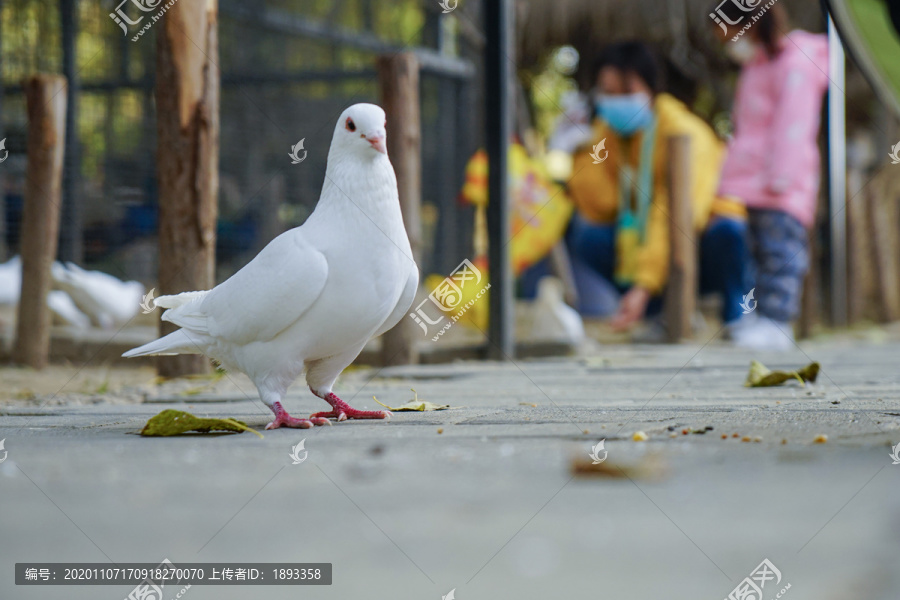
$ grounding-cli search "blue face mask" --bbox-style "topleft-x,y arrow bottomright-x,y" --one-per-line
595,92 -> 653,136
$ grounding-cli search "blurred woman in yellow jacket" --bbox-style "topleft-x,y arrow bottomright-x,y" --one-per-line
565,41 -> 750,337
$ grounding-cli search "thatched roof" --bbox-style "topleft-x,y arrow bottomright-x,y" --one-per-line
515,0 -> 825,85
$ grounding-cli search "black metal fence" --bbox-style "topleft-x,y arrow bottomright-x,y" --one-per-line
0,0 -> 480,283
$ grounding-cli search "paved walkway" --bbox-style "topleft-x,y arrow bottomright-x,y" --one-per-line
1,338 -> 899,599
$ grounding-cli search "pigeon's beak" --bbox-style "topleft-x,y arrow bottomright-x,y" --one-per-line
366,134 -> 387,154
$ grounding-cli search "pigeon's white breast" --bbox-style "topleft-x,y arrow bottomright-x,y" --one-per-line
271,156 -> 415,360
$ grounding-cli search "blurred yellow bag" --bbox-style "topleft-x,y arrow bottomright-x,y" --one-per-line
460,143 -> 573,275
426,143 -> 573,332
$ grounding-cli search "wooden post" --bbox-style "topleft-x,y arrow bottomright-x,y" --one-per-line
797,229 -> 818,339
845,184 -> 870,325
377,52 -> 421,366
13,74 -> 67,369
867,184 -> 900,322
664,135 -> 695,342
156,0 -> 219,377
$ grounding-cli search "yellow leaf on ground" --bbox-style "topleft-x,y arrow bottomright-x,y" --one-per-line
744,360 -> 820,387
372,389 -> 452,412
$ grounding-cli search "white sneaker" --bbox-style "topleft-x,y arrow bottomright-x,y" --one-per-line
728,314 -> 795,351
726,312 -> 759,343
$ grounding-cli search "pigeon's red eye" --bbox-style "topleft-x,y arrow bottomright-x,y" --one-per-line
345,118 -> 356,132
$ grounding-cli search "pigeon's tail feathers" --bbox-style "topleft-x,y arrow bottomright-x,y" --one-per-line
154,290 -> 208,309
122,329 -> 204,358
156,290 -> 211,334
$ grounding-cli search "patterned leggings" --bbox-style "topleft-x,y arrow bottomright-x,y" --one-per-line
747,208 -> 809,323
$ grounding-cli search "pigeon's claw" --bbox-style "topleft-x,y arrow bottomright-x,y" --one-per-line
267,401 -> 328,429
309,392 -> 392,422
265,415 -> 314,430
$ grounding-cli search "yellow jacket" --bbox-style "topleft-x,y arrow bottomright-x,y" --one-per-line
567,94 -> 741,293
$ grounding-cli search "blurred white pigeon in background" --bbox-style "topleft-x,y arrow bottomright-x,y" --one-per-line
51,262 -> 143,328
47,290 -> 91,328
124,103 -> 419,429
531,276 -> 585,345
0,256 -> 91,328
0,255 -> 22,306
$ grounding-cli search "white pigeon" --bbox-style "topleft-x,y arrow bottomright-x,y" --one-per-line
0,256 -> 23,305
47,290 -> 92,328
123,103 -> 419,429
0,256 -> 91,328
51,262 -> 144,328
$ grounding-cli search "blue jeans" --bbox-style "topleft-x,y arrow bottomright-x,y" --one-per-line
747,209 -> 808,322
567,214 -> 751,323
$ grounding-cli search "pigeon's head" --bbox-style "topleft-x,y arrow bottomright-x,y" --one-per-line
332,103 -> 388,157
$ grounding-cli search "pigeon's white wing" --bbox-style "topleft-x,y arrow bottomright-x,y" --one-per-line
372,265 -> 418,338
170,232 -> 328,345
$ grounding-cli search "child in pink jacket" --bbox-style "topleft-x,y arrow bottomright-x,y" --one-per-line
713,4 -> 829,349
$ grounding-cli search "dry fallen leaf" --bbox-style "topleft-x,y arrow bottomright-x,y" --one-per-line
372,389 -> 451,412
570,454 -> 667,481
140,409 -> 263,438
744,360 -> 820,387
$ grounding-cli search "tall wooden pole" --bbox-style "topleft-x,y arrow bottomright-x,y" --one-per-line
156,0 -> 219,377
377,52 -> 421,366
484,0 -> 514,359
664,135 -> 695,343
13,75 -> 67,369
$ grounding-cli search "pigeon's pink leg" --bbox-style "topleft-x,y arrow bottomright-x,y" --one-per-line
266,401 -> 331,430
309,388 -> 392,421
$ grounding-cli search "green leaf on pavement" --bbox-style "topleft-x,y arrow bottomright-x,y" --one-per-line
140,409 -> 263,438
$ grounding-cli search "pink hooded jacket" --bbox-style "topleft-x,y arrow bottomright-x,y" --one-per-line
718,30 -> 829,228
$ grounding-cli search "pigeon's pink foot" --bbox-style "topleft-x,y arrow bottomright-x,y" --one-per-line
266,401 -> 332,430
309,389 -> 392,422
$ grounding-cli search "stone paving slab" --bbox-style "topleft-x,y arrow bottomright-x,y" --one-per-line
1,339 -> 899,600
